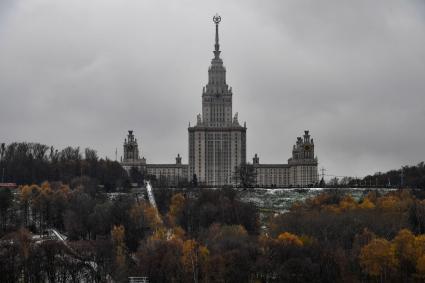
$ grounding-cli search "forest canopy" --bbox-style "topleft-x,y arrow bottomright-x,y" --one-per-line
2,182 -> 425,282
0,142 -> 129,191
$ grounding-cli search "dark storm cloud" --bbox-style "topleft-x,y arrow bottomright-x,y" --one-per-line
0,0 -> 424,178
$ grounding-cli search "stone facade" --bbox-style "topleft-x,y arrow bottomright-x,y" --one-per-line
145,161 -> 188,187
188,17 -> 246,186
253,131 -> 319,187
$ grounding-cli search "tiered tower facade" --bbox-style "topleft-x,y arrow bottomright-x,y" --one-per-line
188,15 -> 246,186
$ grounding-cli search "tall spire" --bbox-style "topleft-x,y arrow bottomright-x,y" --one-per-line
213,14 -> 221,59
205,13 -> 229,98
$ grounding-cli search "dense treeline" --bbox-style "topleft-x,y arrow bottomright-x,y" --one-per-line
362,162 -> 425,188
328,162 -> 425,188
4,182 -> 425,282
0,142 -> 129,190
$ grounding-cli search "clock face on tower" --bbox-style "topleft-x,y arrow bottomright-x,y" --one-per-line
304,145 -> 311,151
127,145 -> 133,151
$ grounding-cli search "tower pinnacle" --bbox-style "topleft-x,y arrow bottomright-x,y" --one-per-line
213,14 -> 221,59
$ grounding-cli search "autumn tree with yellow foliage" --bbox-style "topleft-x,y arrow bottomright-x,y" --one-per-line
359,238 -> 398,281
181,239 -> 210,283
111,224 -> 128,280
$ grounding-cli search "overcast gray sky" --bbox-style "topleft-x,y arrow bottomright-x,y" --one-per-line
1,0 -> 424,178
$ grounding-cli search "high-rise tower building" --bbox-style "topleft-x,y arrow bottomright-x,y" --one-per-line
121,16 -> 319,188
188,15 -> 247,186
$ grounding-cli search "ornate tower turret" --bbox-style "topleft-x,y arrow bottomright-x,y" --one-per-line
123,130 -> 140,161
288,130 -> 318,186
289,130 -> 315,162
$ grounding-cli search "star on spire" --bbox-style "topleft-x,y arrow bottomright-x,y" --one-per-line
213,13 -> 221,59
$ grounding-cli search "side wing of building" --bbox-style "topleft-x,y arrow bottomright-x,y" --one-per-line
121,130 -> 189,187
145,163 -> 188,187
252,131 -> 319,187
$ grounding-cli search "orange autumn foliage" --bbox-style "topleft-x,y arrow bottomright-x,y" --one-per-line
338,195 -> 357,211
181,239 -> 210,280
357,229 -> 425,279
171,226 -> 186,240
415,235 -> 425,259
393,229 -> 416,264
358,197 -> 375,209
359,238 -> 398,277
376,195 -> 399,210
111,225 -> 126,268
416,255 -> 425,277
277,232 -> 303,247
143,203 -> 163,230
167,193 -> 185,226
301,190 -> 418,215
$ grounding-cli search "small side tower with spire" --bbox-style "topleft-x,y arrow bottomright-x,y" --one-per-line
123,130 -> 140,161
